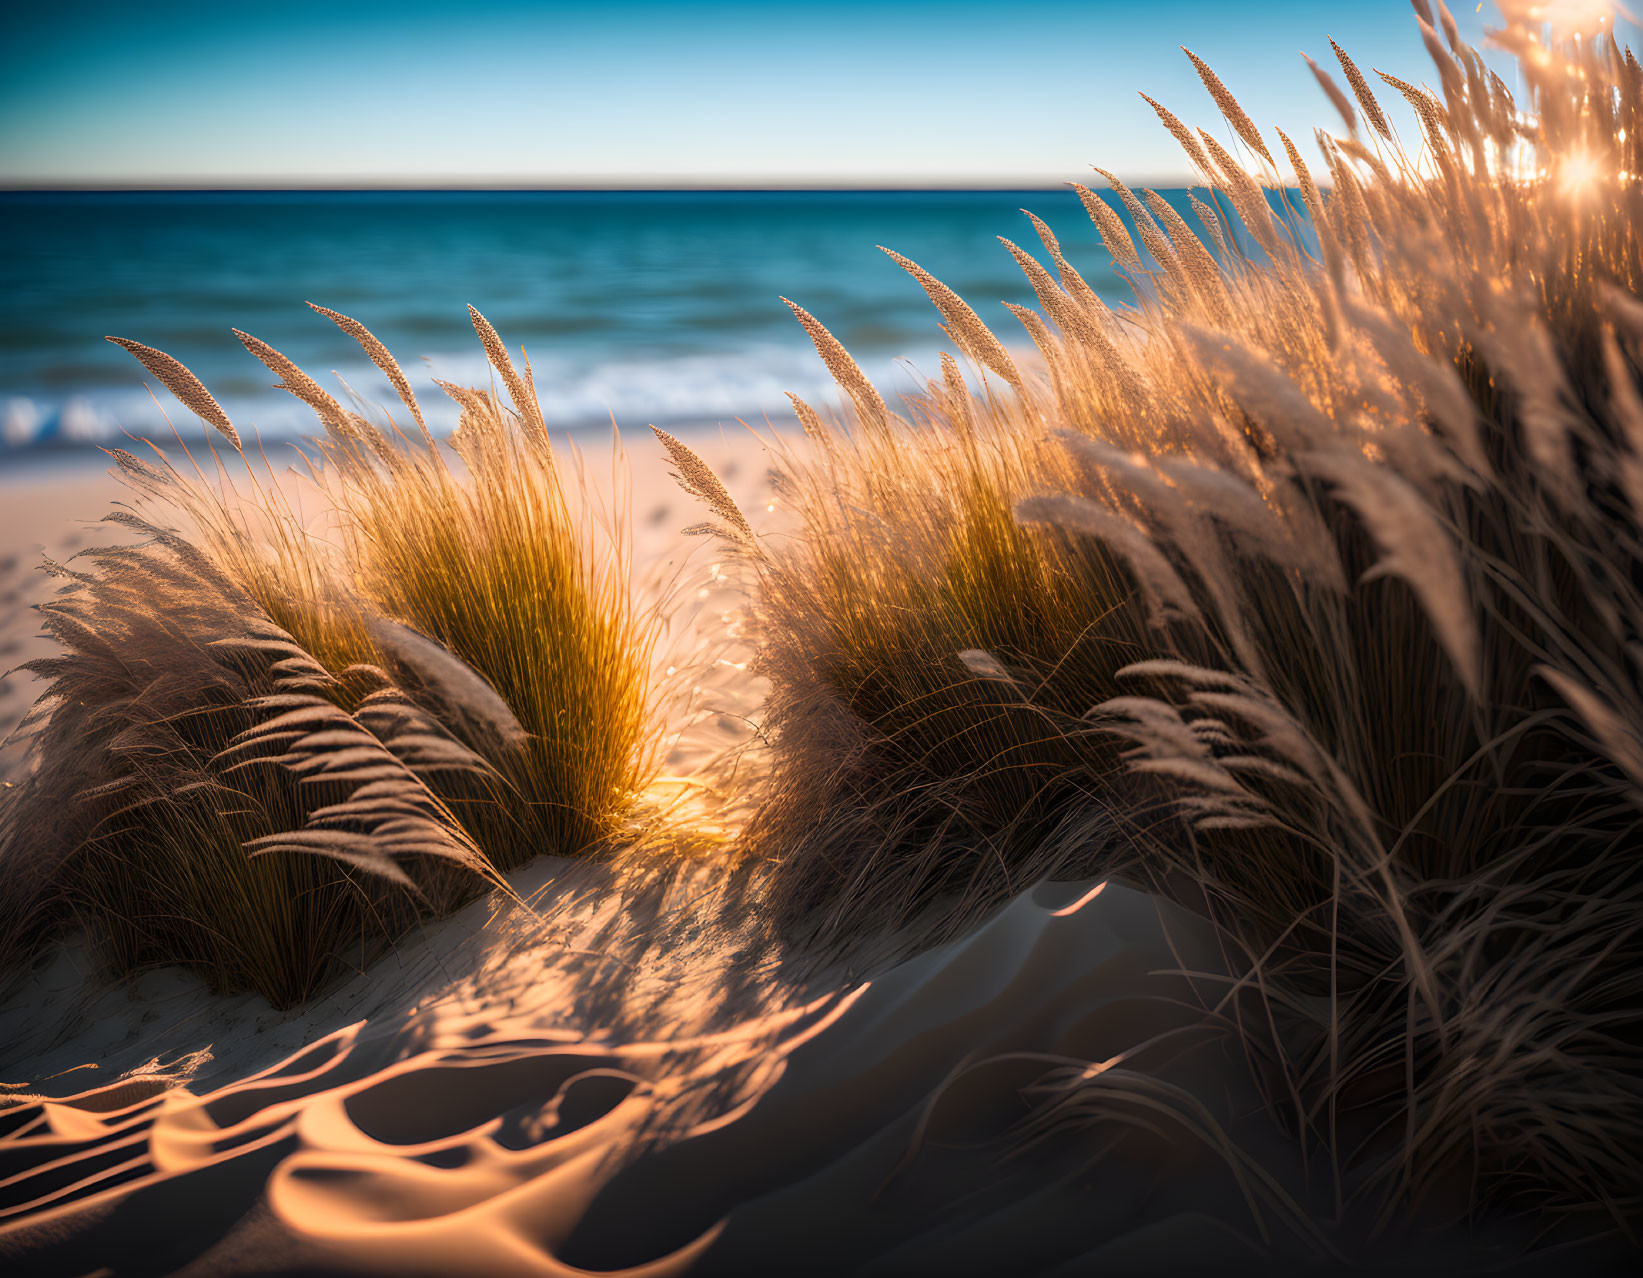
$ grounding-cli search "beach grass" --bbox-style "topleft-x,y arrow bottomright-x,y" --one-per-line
0,309 -> 662,1006
1,0 -> 1639,1248
726,390 -> 1145,935
665,0 -> 1643,1237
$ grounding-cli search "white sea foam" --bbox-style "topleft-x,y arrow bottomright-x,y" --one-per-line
57,397 -> 118,443
2,398 -> 39,448
2,342 -> 963,454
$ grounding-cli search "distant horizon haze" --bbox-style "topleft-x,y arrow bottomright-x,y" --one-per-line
0,177 -> 1208,192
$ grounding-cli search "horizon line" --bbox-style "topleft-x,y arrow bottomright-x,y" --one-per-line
0,176 -> 1203,194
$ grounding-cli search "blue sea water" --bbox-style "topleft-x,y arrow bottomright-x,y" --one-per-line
0,189 -> 1212,457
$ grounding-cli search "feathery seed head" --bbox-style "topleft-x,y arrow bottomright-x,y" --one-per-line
651,425 -> 756,549
234,329 -> 348,431
781,296 -> 889,428
1140,91 -> 1214,174
1182,46 -> 1277,168
878,247 -> 1021,389
468,304 -> 547,441
1332,37 -> 1393,139
105,336 -> 240,450
1069,183 -> 1143,273
307,302 -> 430,445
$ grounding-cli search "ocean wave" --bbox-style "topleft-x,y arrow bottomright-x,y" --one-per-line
0,342 -> 960,456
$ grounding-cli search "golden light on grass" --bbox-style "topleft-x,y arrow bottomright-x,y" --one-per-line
658,0 -> 1643,1238
0,310 -> 665,1006
1502,0 -> 1625,39
3,0 -> 1642,1254
1556,146 -> 1606,196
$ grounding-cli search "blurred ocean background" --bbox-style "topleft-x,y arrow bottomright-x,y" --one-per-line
0,188 -> 1194,458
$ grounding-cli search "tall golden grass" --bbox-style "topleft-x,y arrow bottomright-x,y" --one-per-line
0,307 -> 662,1006
2,0 -> 1638,1246
668,0 -> 1643,1239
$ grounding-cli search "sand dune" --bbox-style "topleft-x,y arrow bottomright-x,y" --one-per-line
1,437 -> 1617,1277
7,861 -> 1578,1275
1,871 -> 1301,1277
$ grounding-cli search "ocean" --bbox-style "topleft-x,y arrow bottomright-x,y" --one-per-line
0,188 -> 1206,456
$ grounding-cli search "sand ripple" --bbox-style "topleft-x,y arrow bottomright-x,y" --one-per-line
0,881 -> 1341,1276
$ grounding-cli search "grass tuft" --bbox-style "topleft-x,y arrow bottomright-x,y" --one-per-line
663,2 -> 1643,1240
1,311 -> 661,1006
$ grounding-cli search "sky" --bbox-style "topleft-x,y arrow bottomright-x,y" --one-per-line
0,1 -> 1632,187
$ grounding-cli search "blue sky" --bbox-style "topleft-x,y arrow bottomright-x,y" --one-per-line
0,2 -> 1625,186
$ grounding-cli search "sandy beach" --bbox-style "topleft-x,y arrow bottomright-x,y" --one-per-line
0,432 -> 1308,1275
3,430 -> 1599,1276
0,854 -> 1287,1276
7,9 -> 1643,1258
